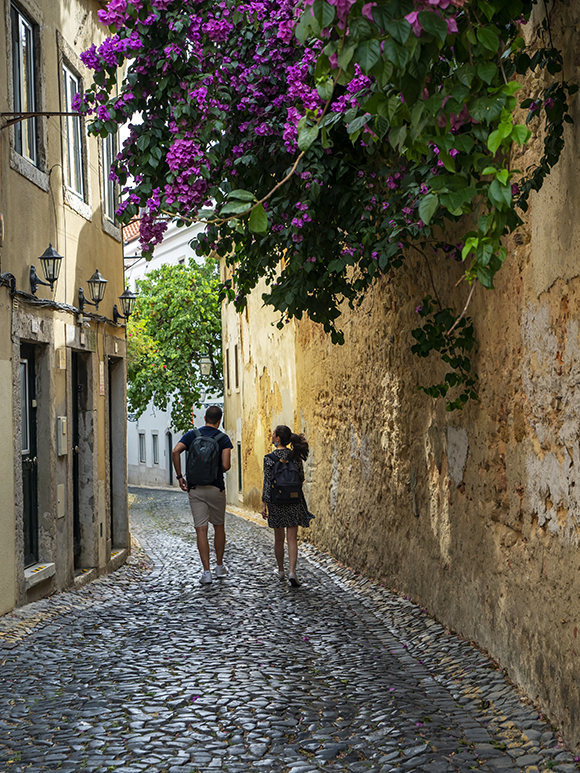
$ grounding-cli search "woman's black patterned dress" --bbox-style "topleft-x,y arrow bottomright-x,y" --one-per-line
262,448 -> 314,529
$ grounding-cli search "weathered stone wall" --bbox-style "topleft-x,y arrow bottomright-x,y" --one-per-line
223,2 -> 580,748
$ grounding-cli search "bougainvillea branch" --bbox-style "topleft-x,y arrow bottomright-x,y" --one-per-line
80,0 -> 577,409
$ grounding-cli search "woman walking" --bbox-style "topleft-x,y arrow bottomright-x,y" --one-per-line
261,425 -> 314,587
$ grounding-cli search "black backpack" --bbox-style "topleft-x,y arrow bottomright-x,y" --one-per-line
268,452 -> 303,504
186,429 -> 226,487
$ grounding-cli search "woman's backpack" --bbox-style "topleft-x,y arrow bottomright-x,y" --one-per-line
267,452 -> 303,504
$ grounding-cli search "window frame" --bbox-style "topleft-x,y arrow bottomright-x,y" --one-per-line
7,0 -> 49,190
101,132 -> 118,222
152,433 -> 159,466
138,432 -> 146,464
62,63 -> 84,199
56,31 -> 91,219
11,3 -> 37,165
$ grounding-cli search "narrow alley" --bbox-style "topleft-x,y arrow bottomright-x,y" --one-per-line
0,488 -> 576,773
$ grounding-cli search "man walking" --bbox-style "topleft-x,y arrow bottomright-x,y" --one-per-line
172,405 -> 233,584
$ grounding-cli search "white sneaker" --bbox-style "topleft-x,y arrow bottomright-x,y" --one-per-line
215,564 -> 228,578
288,572 -> 301,587
199,570 -> 213,585
275,569 -> 285,579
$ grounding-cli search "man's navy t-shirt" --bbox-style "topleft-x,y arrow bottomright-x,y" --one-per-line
179,426 -> 233,491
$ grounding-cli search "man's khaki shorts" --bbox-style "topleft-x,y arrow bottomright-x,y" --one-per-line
188,486 -> 226,528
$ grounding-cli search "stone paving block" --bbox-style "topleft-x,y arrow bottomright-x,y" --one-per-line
0,489 -> 578,773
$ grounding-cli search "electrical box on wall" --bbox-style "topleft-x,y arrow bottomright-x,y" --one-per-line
57,417 -> 67,456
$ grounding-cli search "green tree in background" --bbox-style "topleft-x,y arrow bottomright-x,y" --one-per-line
127,256 -> 222,432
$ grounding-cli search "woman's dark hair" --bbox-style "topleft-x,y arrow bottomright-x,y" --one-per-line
275,425 -> 309,461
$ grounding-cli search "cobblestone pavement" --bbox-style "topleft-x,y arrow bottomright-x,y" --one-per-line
1,487 -> 579,773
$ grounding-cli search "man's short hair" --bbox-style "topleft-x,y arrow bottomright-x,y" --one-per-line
205,405 -> 223,424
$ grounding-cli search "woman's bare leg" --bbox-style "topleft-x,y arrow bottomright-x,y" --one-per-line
287,526 -> 298,575
274,527 -> 286,572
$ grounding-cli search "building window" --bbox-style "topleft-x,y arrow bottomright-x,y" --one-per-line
234,344 -> 239,389
102,133 -> 117,221
178,257 -> 185,265
63,65 -> 84,198
237,442 -> 242,493
11,4 -> 37,165
226,348 -> 231,391
152,433 -> 159,465
138,432 -> 146,464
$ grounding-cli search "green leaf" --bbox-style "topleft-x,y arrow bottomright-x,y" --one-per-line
453,135 -> 474,154
487,129 -> 502,154
384,18 -> 411,45
354,39 -> 381,73
477,266 -> 495,288
248,203 -> 268,233
375,114 -> 390,139
488,178 -> 512,210
511,124 -> 531,145
389,125 -> 407,152
347,114 -> 372,134
316,78 -> 335,100
295,10 -> 320,44
401,74 -> 421,104
418,11 -> 449,42
312,0 -> 336,28
476,26 -> 499,52
478,242 -> 493,266
220,201 -> 253,216
456,64 -> 476,86
228,189 -> 256,202
383,38 -> 409,68
418,193 -> 439,225
337,42 -> 357,69
297,124 -> 320,151
477,62 -> 498,84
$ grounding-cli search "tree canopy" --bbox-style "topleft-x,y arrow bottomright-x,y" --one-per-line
81,0 -> 576,409
127,257 -> 222,431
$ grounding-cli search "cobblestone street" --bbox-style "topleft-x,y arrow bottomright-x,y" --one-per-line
1,487 -> 578,773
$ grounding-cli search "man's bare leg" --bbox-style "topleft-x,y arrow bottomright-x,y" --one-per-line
195,526 -> 210,570
214,524 -> 226,565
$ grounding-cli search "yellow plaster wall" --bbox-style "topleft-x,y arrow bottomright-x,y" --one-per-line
0,0 -> 126,608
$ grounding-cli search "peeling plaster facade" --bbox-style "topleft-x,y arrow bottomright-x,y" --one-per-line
0,0 -> 129,615
222,2 -> 580,747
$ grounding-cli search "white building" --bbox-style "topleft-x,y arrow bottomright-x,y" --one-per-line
123,220 -> 223,487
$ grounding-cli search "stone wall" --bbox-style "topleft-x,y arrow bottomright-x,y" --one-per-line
222,2 -> 580,749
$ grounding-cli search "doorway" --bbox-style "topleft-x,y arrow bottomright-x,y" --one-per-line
20,344 -> 38,567
108,356 -> 125,548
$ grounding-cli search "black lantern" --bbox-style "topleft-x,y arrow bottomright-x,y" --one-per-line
113,287 -> 138,324
78,269 -> 108,312
30,243 -> 63,294
87,269 -> 108,306
200,355 -> 212,376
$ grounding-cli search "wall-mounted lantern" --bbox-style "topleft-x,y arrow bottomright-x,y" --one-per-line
78,269 -> 108,312
200,355 -> 212,376
113,287 -> 138,324
30,243 -> 63,294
